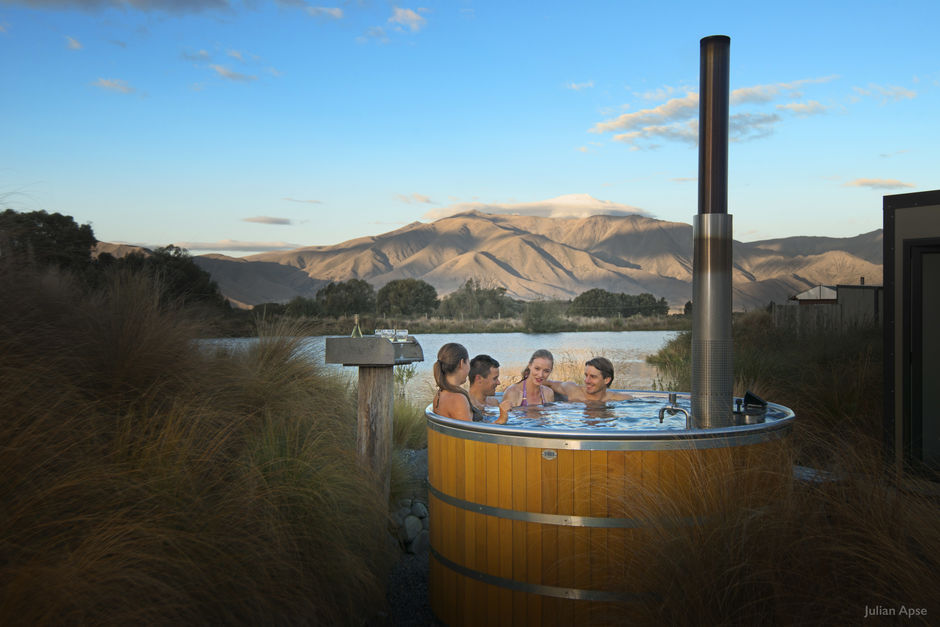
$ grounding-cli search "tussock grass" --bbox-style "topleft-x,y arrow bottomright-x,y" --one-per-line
0,267 -> 395,625
635,309 -> 939,623
614,434 -> 940,625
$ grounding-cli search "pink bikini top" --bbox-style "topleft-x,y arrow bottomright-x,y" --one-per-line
520,380 -> 544,407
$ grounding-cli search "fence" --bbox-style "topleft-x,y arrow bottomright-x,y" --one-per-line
771,302 -> 881,335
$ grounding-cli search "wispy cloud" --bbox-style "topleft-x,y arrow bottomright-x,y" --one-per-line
565,81 -> 594,91
595,76 -> 834,150
110,39 -> 127,48
357,26 -> 389,44
243,216 -> 293,225
307,6 -> 343,19
11,0 -> 231,14
388,7 -> 426,32
776,100 -> 827,116
92,78 -> 136,94
0,22 -> 8,34
852,83 -> 916,103
175,239 -> 301,252
843,178 -> 915,190
879,149 -> 910,159
672,177 -> 696,183
66,36 -> 82,50
210,64 -> 257,82
397,192 -> 434,204
283,197 -> 322,204
423,193 -> 649,220
730,76 -> 838,104
182,49 -> 211,62
227,49 -> 244,61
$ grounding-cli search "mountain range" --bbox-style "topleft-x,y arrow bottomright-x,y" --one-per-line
100,211 -> 883,312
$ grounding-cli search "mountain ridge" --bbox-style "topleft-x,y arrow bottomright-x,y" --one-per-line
105,213 -> 883,311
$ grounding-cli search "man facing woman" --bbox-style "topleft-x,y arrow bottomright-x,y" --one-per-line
433,344 -> 502,422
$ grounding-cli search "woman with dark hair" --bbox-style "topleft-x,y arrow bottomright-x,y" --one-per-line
432,342 -> 473,421
496,349 -> 555,423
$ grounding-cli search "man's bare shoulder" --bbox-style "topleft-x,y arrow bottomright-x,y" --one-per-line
604,390 -> 634,401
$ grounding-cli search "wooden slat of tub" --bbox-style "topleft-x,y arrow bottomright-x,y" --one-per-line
460,441 -> 476,617
555,449 -> 575,625
607,451 -> 627,594
483,441 -> 500,625
622,449 -> 643,578
540,447 -> 559,627
511,444 -> 527,625
497,444 -> 513,624
589,450 -> 608,625
573,450 -> 592,626
525,447 -> 542,624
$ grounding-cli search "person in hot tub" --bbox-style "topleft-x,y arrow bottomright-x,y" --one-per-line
544,357 -> 634,403
495,349 -> 555,424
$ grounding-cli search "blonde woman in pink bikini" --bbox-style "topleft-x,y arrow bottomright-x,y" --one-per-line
496,349 -> 555,424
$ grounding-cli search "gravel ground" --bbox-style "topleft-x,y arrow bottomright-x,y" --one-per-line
374,448 -> 441,626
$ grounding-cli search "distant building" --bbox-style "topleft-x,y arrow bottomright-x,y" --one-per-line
790,285 -> 837,304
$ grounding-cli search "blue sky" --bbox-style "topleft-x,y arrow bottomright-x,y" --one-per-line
2,0 -> 937,256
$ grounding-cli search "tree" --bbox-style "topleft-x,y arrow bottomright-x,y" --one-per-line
115,245 -> 230,310
377,278 -> 438,316
316,279 -> 376,317
569,288 -> 620,317
285,296 -> 320,317
0,209 -> 96,270
523,300 -> 565,333
438,279 -> 518,319
684,300 -> 693,316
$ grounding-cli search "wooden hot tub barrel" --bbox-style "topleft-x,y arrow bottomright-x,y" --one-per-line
426,395 -> 794,626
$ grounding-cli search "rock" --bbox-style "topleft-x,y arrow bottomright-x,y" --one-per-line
397,498 -> 413,510
411,501 -> 428,518
401,515 -> 422,543
392,506 -> 411,528
422,516 -> 430,531
408,529 -> 430,555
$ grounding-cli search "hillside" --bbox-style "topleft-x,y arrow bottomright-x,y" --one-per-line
181,212 -> 882,311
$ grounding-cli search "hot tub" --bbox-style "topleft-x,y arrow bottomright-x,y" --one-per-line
426,391 -> 794,626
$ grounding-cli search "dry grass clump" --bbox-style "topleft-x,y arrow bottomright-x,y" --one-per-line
0,267 -> 395,625
615,435 -> 939,625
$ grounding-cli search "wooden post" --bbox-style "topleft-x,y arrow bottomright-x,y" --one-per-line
357,366 -> 394,502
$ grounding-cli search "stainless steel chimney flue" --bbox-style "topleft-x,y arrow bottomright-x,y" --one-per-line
691,35 -> 734,429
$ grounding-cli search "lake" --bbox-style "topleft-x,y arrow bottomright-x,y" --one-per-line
208,330 -> 680,398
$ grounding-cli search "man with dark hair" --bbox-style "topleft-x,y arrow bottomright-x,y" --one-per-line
545,356 -> 633,402
467,354 -> 500,420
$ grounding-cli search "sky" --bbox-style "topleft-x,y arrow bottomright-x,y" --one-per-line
2,0 -> 938,257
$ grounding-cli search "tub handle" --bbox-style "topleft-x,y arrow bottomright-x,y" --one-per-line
659,393 -> 691,428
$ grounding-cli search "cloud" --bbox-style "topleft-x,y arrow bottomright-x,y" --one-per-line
66,36 -> 82,50
226,49 -> 243,61
243,216 -> 293,225
843,178 -> 915,190
182,49 -> 210,62
388,7 -> 426,32
174,239 -> 301,252
565,81 -> 594,91
9,0 -> 231,13
637,85 -> 692,101
209,64 -> 257,82
357,25 -> 388,43
423,193 -> 649,220
397,192 -> 434,204
110,39 -> 127,48
672,177 -> 696,183
730,76 -> 838,104
591,92 -> 698,134
613,119 -> 698,146
776,100 -> 826,116
852,83 -> 916,103
729,112 -> 781,142
92,78 -> 136,94
283,197 -> 322,204
306,6 -> 343,19
878,149 -> 910,159
0,22 -> 8,33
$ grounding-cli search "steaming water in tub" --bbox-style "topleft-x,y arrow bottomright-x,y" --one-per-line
464,392 -> 793,432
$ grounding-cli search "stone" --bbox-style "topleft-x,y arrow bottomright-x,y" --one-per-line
401,515 -> 422,543
407,529 -> 430,555
392,507 -> 411,528
397,498 -> 413,510
411,501 -> 428,518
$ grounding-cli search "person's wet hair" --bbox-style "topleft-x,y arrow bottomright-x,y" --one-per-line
433,343 -> 472,406
586,356 -> 614,386
521,349 -> 554,381
469,354 -> 499,385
